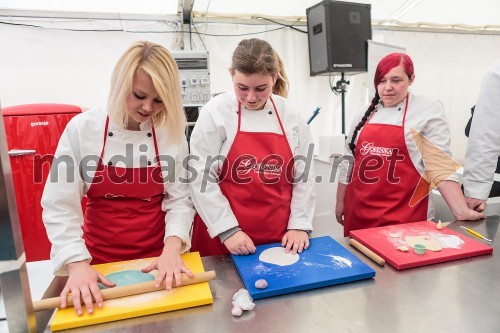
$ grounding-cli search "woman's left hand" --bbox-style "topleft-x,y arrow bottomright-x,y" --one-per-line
141,236 -> 194,291
454,208 -> 486,221
281,230 -> 310,254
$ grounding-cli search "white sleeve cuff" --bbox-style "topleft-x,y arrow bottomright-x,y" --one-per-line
165,225 -> 192,253
287,219 -> 313,232
206,216 -> 239,239
52,243 -> 92,276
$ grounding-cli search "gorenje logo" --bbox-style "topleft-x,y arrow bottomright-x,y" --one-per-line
31,121 -> 49,127
359,142 -> 394,157
333,64 -> 353,68
236,157 -> 283,176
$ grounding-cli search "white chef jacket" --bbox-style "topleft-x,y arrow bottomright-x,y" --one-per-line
463,61 -> 500,200
338,93 -> 459,220
41,107 -> 195,275
189,91 -> 316,238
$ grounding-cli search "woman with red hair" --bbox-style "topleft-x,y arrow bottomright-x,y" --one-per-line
335,53 -> 484,236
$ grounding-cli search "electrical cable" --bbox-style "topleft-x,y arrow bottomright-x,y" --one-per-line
201,0 -> 212,45
254,16 -> 307,33
329,76 -> 339,95
193,23 -> 207,50
0,20 -> 287,36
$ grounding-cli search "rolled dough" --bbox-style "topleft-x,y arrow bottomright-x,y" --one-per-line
100,269 -> 155,289
259,247 -> 299,266
405,236 -> 442,252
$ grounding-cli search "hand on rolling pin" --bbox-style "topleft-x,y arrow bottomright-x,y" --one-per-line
64,260 -> 115,316
281,230 -> 309,254
141,236 -> 194,291
224,231 -> 256,255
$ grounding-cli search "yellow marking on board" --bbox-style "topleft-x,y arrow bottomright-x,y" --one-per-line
50,252 -> 213,331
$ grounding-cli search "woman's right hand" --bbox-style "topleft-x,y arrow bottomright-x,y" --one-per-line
62,261 -> 115,316
224,231 -> 256,255
335,201 -> 345,225
336,183 -> 348,225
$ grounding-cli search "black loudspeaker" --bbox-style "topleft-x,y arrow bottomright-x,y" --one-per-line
307,0 -> 372,76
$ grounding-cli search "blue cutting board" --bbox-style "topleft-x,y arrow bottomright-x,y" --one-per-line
231,236 -> 375,299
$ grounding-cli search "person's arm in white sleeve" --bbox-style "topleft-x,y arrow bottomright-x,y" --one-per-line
188,106 -> 239,238
463,64 -> 500,203
420,99 -> 485,221
281,113 -> 316,254
162,137 -> 196,252
41,120 -> 92,276
288,113 -> 316,231
287,114 -> 315,232
420,99 -> 459,185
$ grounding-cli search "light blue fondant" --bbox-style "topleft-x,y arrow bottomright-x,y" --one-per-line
99,269 -> 155,289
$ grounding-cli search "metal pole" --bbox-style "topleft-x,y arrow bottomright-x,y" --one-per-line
0,103 -> 36,333
335,73 -> 349,135
341,73 -> 346,135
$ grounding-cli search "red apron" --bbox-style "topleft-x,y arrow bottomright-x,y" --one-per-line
344,94 -> 429,236
83,117 -> 165,264
191,97 -> 294,256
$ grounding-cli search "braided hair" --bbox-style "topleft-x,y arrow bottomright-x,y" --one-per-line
348,53 -> 414,156
348,92 -> 380,155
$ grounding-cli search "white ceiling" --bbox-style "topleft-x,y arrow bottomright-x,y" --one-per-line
0,0 -> 499,29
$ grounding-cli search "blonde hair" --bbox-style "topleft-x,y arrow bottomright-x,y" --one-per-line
108,41 -> 185,143
272,51 -> 289,98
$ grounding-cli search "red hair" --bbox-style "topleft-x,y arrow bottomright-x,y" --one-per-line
349,53 -> 414,156
374,53 -> 414,87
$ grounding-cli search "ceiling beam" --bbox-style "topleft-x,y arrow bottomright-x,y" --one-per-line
0,8 -> 498,36
0,8 -> 178,21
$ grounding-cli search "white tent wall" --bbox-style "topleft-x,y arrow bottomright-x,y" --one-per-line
1,21 -> 500,162
0,22 -> 178,110
191,23 -> 361,150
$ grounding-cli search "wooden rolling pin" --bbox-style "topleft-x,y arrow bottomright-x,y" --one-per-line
349,238 -> 386,266
33,270 -> 216,312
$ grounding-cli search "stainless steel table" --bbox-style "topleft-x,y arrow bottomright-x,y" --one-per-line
44,216 -> 500,333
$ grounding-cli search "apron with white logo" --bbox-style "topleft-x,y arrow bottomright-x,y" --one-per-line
344,95 -> 429,236
191,97 -> 294,256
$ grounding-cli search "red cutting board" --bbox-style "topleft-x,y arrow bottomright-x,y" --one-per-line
350,221 -> 493,270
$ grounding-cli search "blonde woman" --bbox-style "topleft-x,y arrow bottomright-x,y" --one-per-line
42,41 -> 195,315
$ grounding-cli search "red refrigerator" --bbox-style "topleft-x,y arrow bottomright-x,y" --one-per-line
3,104 -> 81,262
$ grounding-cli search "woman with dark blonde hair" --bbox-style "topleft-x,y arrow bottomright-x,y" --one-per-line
189,38 -> 315,257
272,51 -> 289,98
336,53 -> 484,236
42,41 -> 195,315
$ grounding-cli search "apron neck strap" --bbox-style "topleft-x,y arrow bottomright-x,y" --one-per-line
236,96 -> 286,135
100,116 -> 161,166
402,93 -> 410,131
